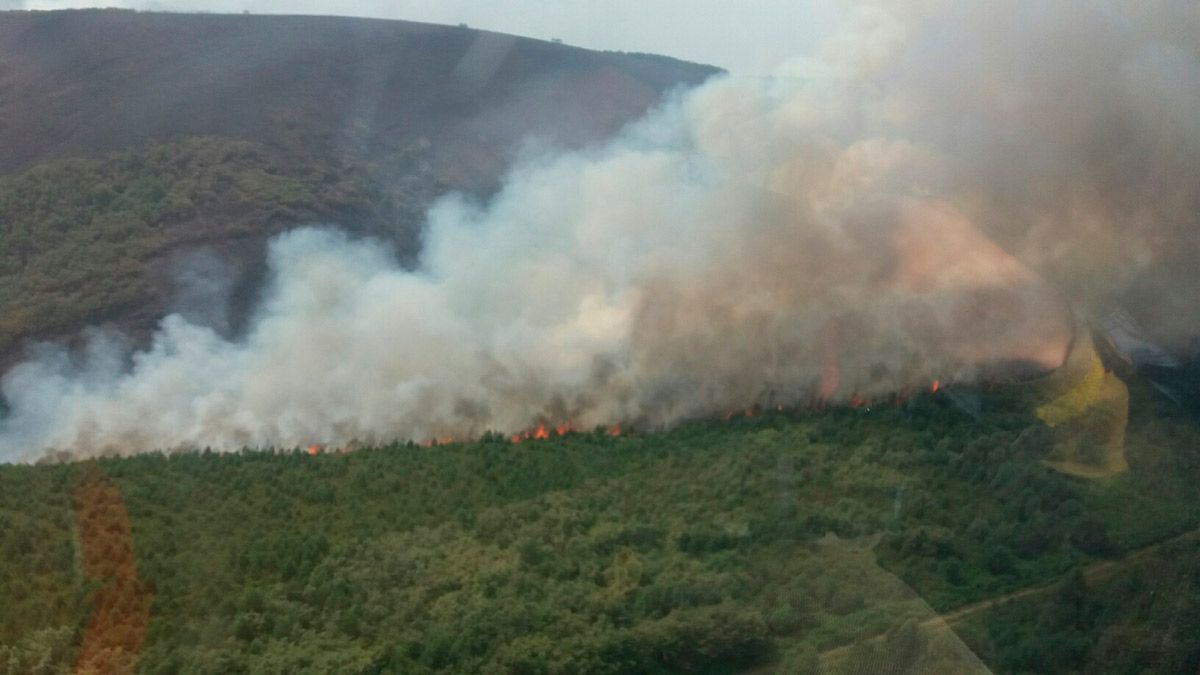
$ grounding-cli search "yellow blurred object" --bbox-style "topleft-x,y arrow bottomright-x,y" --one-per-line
1037,351 -> 1107,426
1036,334 -> 1129,478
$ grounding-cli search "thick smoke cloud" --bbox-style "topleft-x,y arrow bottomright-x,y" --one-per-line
2,0 -> 1197,460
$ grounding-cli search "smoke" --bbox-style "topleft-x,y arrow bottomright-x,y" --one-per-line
169,249 -> 235,336
2,0 -> 1198,460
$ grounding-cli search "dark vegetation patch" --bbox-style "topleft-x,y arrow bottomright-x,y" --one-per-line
0,136 -> 439,369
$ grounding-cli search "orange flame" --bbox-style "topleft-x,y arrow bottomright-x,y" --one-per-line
607,424 -> 621,437
930,380 -> 940,393
307,444 -> 320,456
512,422 -> 559,444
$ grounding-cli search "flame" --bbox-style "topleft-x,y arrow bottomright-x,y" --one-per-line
307,444 -> 320,456
849,393 -> 868,409
508,420 -> 606,443
930,379 -> 940,393
511,422 -> 556,443
607,424 -> 621,437
419,434 -> 459,447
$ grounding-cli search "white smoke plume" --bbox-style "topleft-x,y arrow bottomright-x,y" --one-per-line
2,0 -> 1198,461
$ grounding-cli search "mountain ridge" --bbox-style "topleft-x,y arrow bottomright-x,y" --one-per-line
0,9 -> 719,372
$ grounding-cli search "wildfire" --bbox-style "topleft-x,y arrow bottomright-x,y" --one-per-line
509,420 -> 619,443
510,422 -> 560,443
307,444 -> 320,456
931,379 -> 940,393
420,435 -> 458,447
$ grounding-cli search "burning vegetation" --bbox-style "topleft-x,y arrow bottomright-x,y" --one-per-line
0,1 -> 1197,462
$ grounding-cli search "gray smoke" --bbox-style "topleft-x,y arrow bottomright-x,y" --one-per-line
169,249 -> 235,336
1,0 -> 1197,461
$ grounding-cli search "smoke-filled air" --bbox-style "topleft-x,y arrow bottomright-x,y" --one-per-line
2,0 -> 1197,461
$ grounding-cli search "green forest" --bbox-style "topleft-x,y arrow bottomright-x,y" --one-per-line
0,136 -> 438,362
2,384 -> 1199,674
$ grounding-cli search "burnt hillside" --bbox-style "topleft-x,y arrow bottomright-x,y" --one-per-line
0,9 -> 717,181
0,9 -> 718,370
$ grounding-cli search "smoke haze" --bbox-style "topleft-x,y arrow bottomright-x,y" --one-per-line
2,0 -> 1197,461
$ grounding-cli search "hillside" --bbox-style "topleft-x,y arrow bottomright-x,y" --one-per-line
0,9 -> 718,370
2,386 -> 1199,673
3,8 -> 1199,675
0,9 -> 715,178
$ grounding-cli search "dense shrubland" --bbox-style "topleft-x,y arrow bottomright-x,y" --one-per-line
3,388 -> 1199,673
0,137 -> 437,361
959,536 -> 1200,674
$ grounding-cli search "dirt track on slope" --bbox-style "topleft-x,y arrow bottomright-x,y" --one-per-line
809,525 -> 1200,673
72,465 -> 153,675
934,526 -> 1199,628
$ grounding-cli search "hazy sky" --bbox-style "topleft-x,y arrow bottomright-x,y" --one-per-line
11,0 -> 843,74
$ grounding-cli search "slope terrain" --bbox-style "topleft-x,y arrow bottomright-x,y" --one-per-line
2,386 -> 1199,673
0,9 -> 714,178
0,9 -> 717,370
3,10 -> 1199,675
